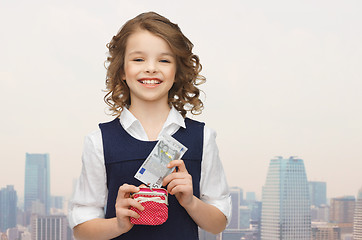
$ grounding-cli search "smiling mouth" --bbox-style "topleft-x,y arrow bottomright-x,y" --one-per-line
138,78 -> 162,85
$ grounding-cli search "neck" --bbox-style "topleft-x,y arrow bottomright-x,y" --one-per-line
129,101 -> 171,122
129,100 -> 171,141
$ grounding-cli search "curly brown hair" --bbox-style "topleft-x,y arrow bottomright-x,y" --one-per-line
104,12 -> 205,117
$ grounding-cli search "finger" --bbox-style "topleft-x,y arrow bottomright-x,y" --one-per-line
168,184 -> 193,196
129,198 -> 145,211
166,178 -> 192,194
162,176 -> 171,187
116,197 -> 145,211
116,207 -> 141,219
163,171 -> 188,183
130,199 -> 145,211
167,160 -> 187,172
163,172 -> 192,188
162,171 -> 181,186
117,184 -> 140,199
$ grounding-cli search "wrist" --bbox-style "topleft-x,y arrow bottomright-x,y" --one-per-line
182,195 -> 198,213
112,217 -> 128,236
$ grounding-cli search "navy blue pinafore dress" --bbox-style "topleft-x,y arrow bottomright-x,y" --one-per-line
99,117 -> 204,240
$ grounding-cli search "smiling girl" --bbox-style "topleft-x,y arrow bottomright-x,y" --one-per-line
68,12 -> 231,240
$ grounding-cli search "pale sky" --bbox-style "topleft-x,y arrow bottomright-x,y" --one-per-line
1,0 -> 361,201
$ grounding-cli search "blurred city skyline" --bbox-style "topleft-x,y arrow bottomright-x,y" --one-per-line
2,153 -> 360,203
1,155 -> 360,239
1,0 -> 362,200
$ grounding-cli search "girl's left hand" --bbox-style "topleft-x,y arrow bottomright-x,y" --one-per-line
162,159 -> 195,209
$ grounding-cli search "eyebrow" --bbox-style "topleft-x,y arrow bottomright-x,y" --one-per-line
127,51 -> 175,57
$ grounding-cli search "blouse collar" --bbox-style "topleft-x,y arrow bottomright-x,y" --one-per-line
119,106 -> 186,132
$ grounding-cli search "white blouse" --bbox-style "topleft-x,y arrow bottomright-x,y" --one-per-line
68,107 -> 231,228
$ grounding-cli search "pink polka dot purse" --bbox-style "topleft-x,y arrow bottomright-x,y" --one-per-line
130,187 -> 168,225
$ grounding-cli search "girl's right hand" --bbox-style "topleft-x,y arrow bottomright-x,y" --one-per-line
115,184 -> 144,234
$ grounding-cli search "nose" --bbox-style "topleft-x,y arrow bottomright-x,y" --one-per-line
145,61 -> 158,73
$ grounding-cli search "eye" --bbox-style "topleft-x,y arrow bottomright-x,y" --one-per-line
160,59 -> 171,63
133,58 -> 144,62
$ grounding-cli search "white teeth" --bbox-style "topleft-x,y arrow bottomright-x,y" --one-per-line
141,80 -> 160,84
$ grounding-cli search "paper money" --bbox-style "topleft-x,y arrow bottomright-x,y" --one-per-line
134,134 -> 188,188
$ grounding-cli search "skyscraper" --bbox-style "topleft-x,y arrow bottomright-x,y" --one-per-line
245,192 -> 256,202
330,196 -> 355,223
239,206 -> 251,229
309,181 -> 327,207
227,186 -> 243,230
30,215 -> 71,240
329,196 -> 355,239
311,204 -> 329,222
353,187 -> 362,240
24,153 -> 50,220
0,185 -> 17,232
261,156 -> 311,240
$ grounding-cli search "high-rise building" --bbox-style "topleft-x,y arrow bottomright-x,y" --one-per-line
24,153 -> 50,222
353,187 -> 362,240
250,201 -> 262,240
50,196 -> 66,215
30,215 -> 70,240
330,196 -> 355,223
250,201 -> 262,222
260,156 -> 311,240
309,181 -> 327,207
312,222 -> 340,240
6,227 -> 20,240
245,192 -> 256,202
6,226 -> 31,240
51,196 -> 64,210
311,204 -> 329,222
227,187 -> 243,230
239,206 -> 251,229
329,196 -> 355,239
0,185 -> 17,232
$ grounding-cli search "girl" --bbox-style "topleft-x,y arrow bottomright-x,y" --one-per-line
68,12 -> 231,240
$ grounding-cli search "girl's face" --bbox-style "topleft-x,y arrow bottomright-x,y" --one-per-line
123,29 -> 176,107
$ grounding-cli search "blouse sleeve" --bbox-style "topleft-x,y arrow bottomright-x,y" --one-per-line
199,126 -> 232,224
68,130 -> 108,229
